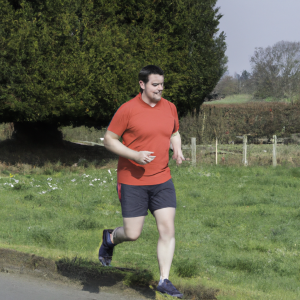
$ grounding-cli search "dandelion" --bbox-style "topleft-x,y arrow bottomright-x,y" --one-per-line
111,178 -> 113,181
47,177 -> 52,181
71,179 -> 76,182
108,169 -> 111,175
9,173 -> 13,178
103,181 -> 106,183
89,183 -> 94,186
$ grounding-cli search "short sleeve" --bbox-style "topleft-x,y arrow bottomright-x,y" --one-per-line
107,104 -> 130,137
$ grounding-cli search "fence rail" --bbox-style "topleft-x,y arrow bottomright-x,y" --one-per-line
182,135 -> 300,167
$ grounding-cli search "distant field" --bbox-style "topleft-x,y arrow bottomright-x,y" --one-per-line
206,94 -> 295,105
206,94 -> 253,105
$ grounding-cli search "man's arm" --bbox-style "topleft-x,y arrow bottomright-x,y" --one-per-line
104,130 -> 155,165
170,131 -> 185,165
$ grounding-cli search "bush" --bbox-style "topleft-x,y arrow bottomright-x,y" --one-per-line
180,101 -> 300,144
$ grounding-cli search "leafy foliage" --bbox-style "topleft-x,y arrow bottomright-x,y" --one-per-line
250,41 -> 300,101
0,0 -> 226,127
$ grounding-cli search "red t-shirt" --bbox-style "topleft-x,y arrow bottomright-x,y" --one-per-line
108,93 -> 179,185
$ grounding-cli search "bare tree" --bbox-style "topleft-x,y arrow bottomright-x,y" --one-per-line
250,41 -> 300,102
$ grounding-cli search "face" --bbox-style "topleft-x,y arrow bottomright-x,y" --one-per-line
139,74 -> 164,104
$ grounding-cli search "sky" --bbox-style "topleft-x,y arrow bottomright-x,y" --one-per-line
217,0 -> 300,75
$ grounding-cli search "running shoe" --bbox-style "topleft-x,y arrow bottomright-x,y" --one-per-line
98,229 -> 114,266
157,279 -> 183,298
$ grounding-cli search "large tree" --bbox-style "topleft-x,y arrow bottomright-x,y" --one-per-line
0,0 -> 226,137
250,41 -> 300,101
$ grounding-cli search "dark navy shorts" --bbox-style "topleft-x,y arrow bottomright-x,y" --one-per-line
116,179 -> 176,218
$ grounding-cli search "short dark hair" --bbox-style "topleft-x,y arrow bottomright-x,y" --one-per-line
138,65 -> 164,93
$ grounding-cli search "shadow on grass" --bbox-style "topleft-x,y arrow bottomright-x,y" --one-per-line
0,139 -> 118,167
56,257 -> 157,299
57,257 -> 220,299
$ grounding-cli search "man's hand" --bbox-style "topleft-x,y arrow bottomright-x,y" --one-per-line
134,151 -> 156,165
172,150 -> 185,165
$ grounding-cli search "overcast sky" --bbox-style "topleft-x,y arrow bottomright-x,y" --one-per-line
217,0 -> 300,75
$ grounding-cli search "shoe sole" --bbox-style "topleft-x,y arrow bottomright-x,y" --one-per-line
157,289 -> 183,299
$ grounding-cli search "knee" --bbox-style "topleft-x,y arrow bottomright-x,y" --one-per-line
158,224 -> 175,239
124,231 -> 141,241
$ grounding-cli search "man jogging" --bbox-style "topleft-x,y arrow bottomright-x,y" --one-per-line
99,65 -> 185,298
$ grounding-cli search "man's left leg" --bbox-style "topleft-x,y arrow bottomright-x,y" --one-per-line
154,207 -> 183,298
154,207 -> 175,280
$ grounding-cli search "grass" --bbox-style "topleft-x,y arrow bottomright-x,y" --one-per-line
60,125 -> 107,144
207,94 -> 253,105
207,94 -> 300,105
1,161 -> 300,299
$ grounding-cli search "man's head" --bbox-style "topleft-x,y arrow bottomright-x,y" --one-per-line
139,65 -> 164,105
138,65 -> 164,94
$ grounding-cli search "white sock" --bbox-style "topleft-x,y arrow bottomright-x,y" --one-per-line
159,276 -> 168,285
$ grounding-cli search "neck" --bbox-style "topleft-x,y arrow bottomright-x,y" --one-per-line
141,93 -> 158,107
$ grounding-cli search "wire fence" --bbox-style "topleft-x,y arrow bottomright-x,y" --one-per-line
182,135 -> 300,167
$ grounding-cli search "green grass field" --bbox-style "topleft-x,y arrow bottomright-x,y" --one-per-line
1,161 -> 300,299
207,94 -> 253,105
207,94 -> 297,105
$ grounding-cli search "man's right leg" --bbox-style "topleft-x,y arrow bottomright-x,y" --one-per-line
99,216 -> 145,266
112,216 -> 145,244
99,182 -> 148,266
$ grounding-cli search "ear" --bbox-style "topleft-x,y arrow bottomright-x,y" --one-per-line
139,80 -> 145,90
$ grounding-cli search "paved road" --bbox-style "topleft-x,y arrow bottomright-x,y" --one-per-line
0,272 -> 142,300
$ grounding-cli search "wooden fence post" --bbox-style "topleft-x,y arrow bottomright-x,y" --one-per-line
201,112 -> 206,139
216,138 -> 218,165
273,135 -> 277,167
242,135 -> 248,166
191,137 -> 196,167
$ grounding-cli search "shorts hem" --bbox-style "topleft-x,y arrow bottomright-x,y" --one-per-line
150,205 -> 176,215
122,212 -> 149,218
